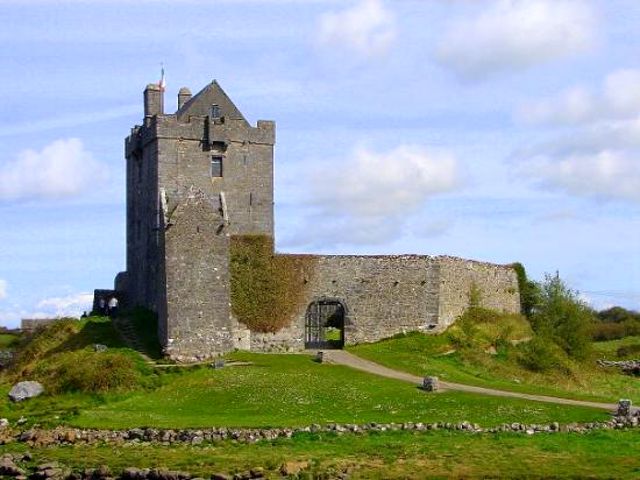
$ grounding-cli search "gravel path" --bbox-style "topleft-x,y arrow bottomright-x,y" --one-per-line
321,350 -> 619,412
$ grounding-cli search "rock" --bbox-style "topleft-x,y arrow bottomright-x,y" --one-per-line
0,456 -> 24,476
315,351 -> 324,363
121,468 -> 147,480
422,376 -> 439,392
617,399 -> 632,417
210,474 -> 232,480
211,359 -> 225,369
93,344 -> 108,353
0,418 -> 9,428
8,382 -> 44,402
17,416 -> 27,425
249,467 -> 264,478
279,461 -> 308,476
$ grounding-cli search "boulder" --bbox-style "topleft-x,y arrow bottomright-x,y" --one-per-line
617,399 -> 633,417
93,344 -> 108,353
8,382 -> 43,402
422,376 -> 439,392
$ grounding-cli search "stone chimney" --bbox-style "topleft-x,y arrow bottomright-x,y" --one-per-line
177,87 -> 192,110
144,83 -> 164,117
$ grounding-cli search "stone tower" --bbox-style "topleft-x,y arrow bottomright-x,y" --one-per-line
119,80 -> 275,359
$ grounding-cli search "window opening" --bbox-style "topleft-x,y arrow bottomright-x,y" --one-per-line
211,156 -> 223,177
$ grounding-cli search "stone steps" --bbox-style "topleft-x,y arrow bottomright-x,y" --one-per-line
112,317 -> 153,363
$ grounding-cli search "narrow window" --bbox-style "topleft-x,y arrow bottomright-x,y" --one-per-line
211,156 -> 223,177
249,192 -> 253,206
210,104 -> 221,119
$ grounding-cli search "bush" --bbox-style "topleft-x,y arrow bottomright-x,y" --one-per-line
449,305 -> 531,351
530,274 -> 594,360
35,350 -> 147,394
518,335 -> 562,372
592,317 -> 640,342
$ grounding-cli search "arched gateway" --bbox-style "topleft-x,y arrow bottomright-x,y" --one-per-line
304,300 -> 345,349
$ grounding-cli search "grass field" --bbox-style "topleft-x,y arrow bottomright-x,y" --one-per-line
592,335 -> 640,360
0,333 -> 20,350
0,317 -> 637,478
0,430 -> 638,479
0,351 -> 610,429
349,332 -> 640,403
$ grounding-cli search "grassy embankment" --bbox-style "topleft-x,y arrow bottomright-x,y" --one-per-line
349,314 -> 640,403
0,316 -> 611,429
0,317 -> 638,478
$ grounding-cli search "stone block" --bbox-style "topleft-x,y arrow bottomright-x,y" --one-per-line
422,376 -> 439,392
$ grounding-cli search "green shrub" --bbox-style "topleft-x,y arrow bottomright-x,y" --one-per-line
518,335 -> 562,372
35,350 -> 147,394
12,319 -> 80,376
448,306 -> 532,351
230,235 -> 318,333
531,274 -> 594,360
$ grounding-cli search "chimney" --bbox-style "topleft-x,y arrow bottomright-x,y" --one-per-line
144,83 -> 164,117
177,87 -> 192,110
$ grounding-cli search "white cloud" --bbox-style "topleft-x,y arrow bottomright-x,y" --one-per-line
318,0 -> 396,58
0,138 -> 108,201
284,145 -> 460,248
519,69 -> 640,125
36,292 -> 93,318
437,0 -> 595,79
0,280 -> 6,300
312,145 -> 459,216
518,150 -> 640,202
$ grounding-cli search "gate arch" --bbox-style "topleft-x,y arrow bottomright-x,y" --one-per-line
305,299 -> 346,349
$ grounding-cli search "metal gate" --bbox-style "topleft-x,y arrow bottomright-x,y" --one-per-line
305,300 -> 345,349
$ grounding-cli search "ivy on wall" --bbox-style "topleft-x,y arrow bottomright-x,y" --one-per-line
230,235 -> 317,333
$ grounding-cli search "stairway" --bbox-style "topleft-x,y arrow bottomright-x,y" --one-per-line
112,317 -> 153,362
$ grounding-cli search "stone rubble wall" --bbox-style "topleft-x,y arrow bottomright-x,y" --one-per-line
437,256 -> 521,329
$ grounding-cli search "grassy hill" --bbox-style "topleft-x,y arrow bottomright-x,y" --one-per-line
0,316 -> 638,478
0,316 -> 613,429
349,328 -> 640,403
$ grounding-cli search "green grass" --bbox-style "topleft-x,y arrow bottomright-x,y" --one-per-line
0,333 -> 20,350
1,317 -> 158,408
592,335 -> 640,360
0,430 -> 639,479
63,352 -> 608,429
349,332 -> 640,403
0,319 -> 611,431
123,308 -> 163,359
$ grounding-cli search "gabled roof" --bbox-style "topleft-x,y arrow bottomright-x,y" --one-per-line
176,80 -> 248,125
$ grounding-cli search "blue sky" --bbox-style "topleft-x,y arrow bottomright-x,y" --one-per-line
0,0 -> 639,326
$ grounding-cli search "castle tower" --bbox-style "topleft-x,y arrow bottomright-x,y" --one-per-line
120,80 -> 275,359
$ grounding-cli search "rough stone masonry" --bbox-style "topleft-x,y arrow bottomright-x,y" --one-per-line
98,80 -> 520,361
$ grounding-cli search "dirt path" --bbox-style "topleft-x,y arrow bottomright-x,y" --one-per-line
320,350 -> 619,412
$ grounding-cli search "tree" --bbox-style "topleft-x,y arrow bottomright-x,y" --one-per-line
531,273 -> 594,360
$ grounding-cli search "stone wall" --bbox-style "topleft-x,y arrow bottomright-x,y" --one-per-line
437,256 -> 520,328
248,254 -> 520,351
163,190 -> 233,361
248,255 -> 441,351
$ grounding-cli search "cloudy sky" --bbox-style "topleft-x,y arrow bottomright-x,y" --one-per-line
0,0 -> 639,326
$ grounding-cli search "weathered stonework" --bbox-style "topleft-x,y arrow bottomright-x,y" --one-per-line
103,80 -> 521,361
